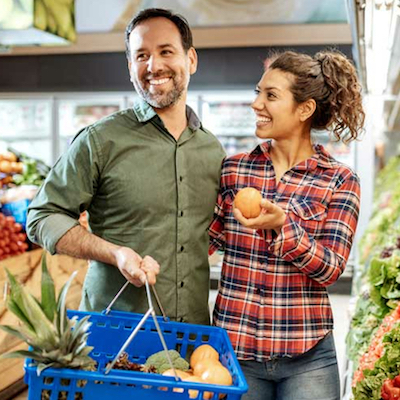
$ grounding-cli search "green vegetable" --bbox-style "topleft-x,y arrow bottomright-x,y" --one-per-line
145,349 -> 189,374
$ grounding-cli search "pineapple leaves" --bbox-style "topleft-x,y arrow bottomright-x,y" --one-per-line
7,296 -> 36,332
1,349 -> 42,360
40,253 -> 56,322
5,269 -> 35,331
0,252 -> 95,375
0,325 -> 33,343
56,270 -> 78,337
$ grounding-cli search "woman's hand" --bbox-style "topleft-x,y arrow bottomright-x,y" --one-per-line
233,199 -> 286,233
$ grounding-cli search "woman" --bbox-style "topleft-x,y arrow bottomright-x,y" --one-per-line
209,50 -> 365,400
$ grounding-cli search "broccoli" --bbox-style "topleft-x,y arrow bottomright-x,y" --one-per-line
145,349 -> 189,374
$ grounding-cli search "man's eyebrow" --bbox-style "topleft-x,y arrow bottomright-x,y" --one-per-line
158,43 -> 175,49
133,43 -> 176,53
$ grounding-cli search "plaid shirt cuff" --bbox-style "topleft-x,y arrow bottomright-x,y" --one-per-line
267,215 -> 312,260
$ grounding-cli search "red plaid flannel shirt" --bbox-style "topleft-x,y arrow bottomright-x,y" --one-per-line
209,141 -> 360,361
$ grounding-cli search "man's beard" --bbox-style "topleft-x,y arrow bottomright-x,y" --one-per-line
134,73 -> 186,109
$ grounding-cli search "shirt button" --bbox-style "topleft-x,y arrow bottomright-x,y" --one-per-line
179,317 -> 184,322
180,245 -> 184,252
179,176 -> 183,182
179,210 -> 184,217
180,281 -> 184,287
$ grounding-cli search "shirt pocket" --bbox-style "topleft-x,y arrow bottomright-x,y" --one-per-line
289,198 -> 327,237
291,198 -> 327,221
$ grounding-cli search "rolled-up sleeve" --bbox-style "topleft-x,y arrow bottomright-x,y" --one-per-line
27,127 -> 101,254
268,172 -> 360,286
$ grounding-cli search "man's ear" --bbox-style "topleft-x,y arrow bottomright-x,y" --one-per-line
298,99 -> 316,122
188,47 -> 198,75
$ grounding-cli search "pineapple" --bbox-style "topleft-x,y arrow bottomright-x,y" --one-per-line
0,253 -> 96,375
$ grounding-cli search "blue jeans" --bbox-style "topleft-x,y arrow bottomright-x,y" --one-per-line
239,332 -> 340,400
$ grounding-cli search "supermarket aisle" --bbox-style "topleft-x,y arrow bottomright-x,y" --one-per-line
330,294 -> 352,391
209,291 -> 351,392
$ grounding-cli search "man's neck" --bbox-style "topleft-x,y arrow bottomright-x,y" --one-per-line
155,100 -> 188,141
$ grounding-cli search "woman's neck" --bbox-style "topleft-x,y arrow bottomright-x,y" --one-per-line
269,137 -> 315,182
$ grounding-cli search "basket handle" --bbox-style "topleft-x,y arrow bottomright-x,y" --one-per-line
104,279 -> 179,381
103,280 -> 168,322
103,281 -> 130,315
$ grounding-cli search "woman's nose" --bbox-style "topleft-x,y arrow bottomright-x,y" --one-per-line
251,97 -> 262,111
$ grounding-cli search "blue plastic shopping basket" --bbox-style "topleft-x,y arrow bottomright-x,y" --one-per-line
24,309 -> 248,399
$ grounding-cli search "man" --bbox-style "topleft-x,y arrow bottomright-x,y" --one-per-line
26,8 -> 225,325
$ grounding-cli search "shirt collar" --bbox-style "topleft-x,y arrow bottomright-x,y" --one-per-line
252,140 -> 338,170
132,98 -> 202,130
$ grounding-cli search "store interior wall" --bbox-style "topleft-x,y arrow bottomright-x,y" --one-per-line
0,45 -> 353,92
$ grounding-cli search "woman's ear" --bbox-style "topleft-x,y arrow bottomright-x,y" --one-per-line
298,99 -> 316,122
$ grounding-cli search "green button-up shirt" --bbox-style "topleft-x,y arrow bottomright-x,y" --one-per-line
27,99 -> 225,325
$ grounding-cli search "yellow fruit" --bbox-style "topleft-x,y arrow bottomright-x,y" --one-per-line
193,359 -> 221,377
2,151 -> 17,162
190,344 -> 219,368
34,0 -> 47,31
0,160 -> 12,174
183,376 -> 212,399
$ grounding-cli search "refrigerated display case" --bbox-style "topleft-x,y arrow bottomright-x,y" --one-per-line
0,91 -> 358,169
0,98 -> 53,166
58,95 -> 126,156
200,91 -> 259,156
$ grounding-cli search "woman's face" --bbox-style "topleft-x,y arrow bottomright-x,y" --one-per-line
251,68 -> 302,141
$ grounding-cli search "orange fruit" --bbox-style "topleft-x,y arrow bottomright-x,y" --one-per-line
234,187 -> 262,218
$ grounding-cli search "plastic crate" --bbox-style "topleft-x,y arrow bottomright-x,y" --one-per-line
24,309 -> 248,400
1,198 -> 30,229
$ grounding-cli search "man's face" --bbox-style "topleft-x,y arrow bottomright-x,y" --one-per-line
128,17 -> 197,109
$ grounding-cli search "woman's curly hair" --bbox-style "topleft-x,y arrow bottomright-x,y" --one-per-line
266,50 -> 365,143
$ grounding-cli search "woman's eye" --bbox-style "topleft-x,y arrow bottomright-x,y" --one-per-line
254,89 -> 260,95
267,92 -> 276,99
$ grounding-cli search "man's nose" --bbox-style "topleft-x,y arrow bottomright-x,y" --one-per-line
146,55 -> 163,73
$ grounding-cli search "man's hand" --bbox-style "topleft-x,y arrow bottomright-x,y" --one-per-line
233,199 -> 286,233
113,247 -> 160,287
140,255 -> 160,286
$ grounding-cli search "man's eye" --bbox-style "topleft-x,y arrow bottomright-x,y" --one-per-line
137,54 -> 148,61
161,50 -> 172,55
